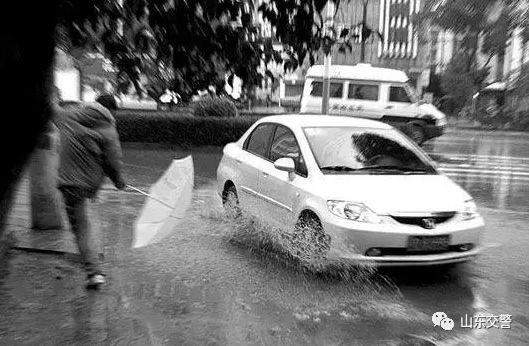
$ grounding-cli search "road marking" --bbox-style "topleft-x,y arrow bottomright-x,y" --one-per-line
440,168 -> 529,176
445,174 -> 529,183
429,152 -> 529,162
479,207 -> 529,215
439,164 -> 529,173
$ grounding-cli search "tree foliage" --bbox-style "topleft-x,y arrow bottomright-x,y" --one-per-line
56,0 -> 383,100
416,0 -> 526,57
440,51 -> 489,114
56,0 -> 278,101
258,0 -> 382,70
416,0 -> 528,113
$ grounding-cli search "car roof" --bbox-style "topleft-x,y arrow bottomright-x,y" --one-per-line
306,64 -> 408,83
255,114 -> 394,130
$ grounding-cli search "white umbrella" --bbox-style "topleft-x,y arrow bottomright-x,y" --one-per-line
128,155 -> 194,248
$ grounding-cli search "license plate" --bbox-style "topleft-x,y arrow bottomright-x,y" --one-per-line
407,235 -> 450,252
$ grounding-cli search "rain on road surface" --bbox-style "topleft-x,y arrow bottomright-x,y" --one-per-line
102,130 -> 529,345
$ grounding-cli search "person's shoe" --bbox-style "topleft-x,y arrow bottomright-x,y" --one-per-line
86,273 -> 106,290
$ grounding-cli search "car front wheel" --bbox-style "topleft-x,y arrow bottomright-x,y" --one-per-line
292,214 -> 330,270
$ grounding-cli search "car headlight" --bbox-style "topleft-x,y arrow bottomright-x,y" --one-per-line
437,115 -> 447,126
327,201 -> 383,223
461,199 -> 479,220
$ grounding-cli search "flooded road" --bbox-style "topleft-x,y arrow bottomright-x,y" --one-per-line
97,130 -> 529,345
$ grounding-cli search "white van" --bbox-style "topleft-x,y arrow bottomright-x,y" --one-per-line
299,64 -> 447,144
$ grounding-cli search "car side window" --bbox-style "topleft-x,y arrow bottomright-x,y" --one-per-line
269,126 -> 308,177
244,123 -> 275,158
389,86 -> 411,103
348,83 -> 379,101
310,81 -> 343,98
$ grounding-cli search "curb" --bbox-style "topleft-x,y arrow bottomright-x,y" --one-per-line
445,126 -> 529,138
0,231 -> 16,271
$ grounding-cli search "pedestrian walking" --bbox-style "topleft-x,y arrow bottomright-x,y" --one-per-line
55,93 -> 126,289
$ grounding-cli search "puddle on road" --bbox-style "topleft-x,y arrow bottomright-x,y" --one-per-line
97,191 -> 484,345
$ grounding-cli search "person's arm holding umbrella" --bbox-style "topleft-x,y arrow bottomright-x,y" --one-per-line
100,124 -> 127,191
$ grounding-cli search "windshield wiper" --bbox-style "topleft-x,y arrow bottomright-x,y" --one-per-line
320,165 -> 435,174
320,165 -> 357,172
356,165 -> 435,174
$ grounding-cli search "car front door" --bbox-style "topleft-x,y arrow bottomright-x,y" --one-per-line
381,84 -> 419,125
257,125 -> 308,232
238,123 -> 276,217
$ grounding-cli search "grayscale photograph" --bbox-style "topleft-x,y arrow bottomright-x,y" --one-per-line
0,0 -> 528,345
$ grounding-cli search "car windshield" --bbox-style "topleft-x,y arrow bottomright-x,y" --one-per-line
303,127 -> 437,175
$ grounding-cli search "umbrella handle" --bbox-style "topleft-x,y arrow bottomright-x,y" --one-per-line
126,184 -> 173,208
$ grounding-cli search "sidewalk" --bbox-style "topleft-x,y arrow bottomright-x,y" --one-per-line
0,171 -> 222,345
0,179 -> 159,345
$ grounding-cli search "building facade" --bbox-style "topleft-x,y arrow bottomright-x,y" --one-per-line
331,0 -> 431,93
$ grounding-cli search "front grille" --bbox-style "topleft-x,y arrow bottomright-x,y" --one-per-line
390,212 -> 456,228
376,245 -> 465,256
364,243 -> 475,257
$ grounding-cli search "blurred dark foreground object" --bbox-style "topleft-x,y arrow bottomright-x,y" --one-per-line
95,94 -> 118,111
0,3 -> 57,256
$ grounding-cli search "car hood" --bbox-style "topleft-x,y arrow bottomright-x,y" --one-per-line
418,103 -> 446,120
320,174 -> 471,214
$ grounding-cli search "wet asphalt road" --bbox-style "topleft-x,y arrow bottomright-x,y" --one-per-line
107,130 -> 529,345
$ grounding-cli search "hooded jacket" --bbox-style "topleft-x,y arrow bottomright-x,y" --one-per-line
56,102 -> 125,196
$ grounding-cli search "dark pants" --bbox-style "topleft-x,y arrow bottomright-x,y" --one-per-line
60,187 -> 101,276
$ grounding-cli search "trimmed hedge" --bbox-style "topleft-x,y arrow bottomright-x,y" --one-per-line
192,96 -> 238,117
115,111 -> 260,146
115,107 -> 193,117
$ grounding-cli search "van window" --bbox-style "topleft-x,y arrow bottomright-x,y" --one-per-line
389,86 -> 412,103
310,81 -> 343,98
348,84 -> 379,101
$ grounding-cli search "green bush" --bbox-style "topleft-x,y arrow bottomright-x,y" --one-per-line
115,111 -> 260,146
507,111 -> 529,131
192,96 -> 238,117
115,107 -> 193,118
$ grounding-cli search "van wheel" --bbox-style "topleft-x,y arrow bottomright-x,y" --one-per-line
405,123 -> 425,145
222,185 -> 241,219
292,214 -> 330,270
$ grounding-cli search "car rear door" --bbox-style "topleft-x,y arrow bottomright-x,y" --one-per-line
237,123 -> 276,217
257,125 -> 308,232
381,84 -> 419,125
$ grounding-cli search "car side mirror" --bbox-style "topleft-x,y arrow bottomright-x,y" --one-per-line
274,157 -> 296,173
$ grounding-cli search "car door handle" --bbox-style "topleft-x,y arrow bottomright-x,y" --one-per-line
262,172 -> 269,177
235,159 -> 242,164
385,105 -> 393,109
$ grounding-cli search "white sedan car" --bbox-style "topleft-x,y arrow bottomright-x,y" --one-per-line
216,115 -> 484,266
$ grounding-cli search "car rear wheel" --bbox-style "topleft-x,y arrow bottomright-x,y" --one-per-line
401,123 -> 426,146
222,185 -> 241,219
292,214 -> 330,270
408,124 -> 426,145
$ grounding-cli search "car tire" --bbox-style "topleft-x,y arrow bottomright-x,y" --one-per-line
292,214 -> 330,270
408,124 -> 426,146
222,185 -> 241,219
